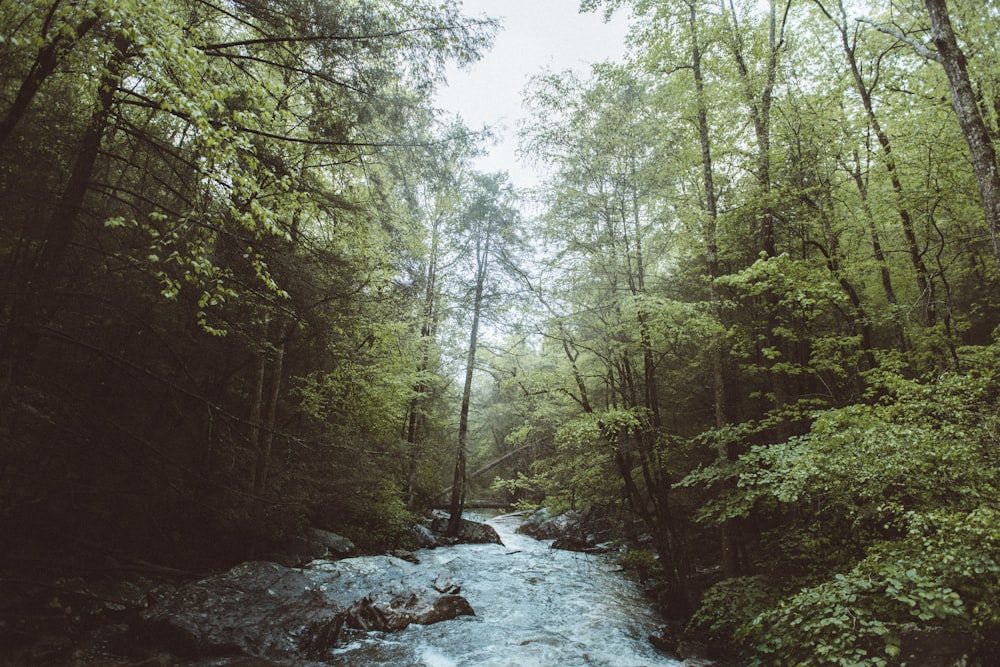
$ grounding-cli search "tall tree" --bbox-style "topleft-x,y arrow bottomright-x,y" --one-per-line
812,0 -> 938,328
923,0 -> 1000,271
0,0 -> 497,557
447,172 -> 520,535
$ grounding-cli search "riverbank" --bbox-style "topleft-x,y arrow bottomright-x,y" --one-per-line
1,512 -> 695,666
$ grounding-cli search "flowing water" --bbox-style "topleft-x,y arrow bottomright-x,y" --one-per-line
326,512 -> 683,667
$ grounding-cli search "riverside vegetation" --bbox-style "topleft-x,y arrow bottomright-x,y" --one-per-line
1,1 -> 999,665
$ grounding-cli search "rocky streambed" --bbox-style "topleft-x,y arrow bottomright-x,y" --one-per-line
0,517 -> 501,666
1,512 -> 705,666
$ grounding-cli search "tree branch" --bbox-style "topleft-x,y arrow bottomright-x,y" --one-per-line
856,18 -> 940,62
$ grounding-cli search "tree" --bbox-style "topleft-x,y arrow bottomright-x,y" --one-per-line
395,120 -> 480,510
522,61 -> 709,609
0,0 -> 497,558
923,0 -> 1000,271
812,0 -> 939,331
686,344 -> 1000,663
446,171 -> 521,536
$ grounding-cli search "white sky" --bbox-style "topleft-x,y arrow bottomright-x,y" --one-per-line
434,0 -> 631,190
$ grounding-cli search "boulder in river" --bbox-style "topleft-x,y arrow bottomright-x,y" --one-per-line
515,508 -> 553,537
429,516 -> 503,545
519,505 -> 620,546
347,592 -> 476,631
534,510 -> 584,540
551,535 -> 593,552
263,528 -> 356,567
309,528 -> 356,557
136,556 -> 474,661
411,522 -> 440,548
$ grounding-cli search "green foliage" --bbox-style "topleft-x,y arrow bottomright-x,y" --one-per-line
746,573 -> 901,667
325,479 -> 419,553
744,513 -> 1000,667
553,409 -> 646,505
0,0 -> 496,563
684,345 -> 1000,663
619,546 -> 658,575
295,323 -> 417,442
490,473 -> 542,511
7,6 -> 1000,667
689,576 -> 780,643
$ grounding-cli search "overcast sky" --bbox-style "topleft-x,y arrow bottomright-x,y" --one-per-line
433,0 -> 631,190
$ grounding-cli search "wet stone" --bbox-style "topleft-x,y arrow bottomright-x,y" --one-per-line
135,557 -> 474,661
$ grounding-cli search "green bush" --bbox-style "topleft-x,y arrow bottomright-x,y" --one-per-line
318,479 -> 418,553
687,345 -> 1000,664
688,576 -> 780,644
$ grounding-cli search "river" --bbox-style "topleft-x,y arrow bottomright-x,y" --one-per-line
325,512 -> 683,667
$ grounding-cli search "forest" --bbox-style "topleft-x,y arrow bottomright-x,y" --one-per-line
1,0 -> 998,664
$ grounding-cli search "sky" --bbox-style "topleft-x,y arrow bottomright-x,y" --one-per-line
433,0 -> 632,191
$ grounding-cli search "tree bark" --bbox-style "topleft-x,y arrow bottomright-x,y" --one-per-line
924,0 -> 1000,272
34,33 -> 131,282
688,0 -> 738,578
724,0 -> 790,436
406,212 -> 441,510
447,236 -> 489,536
846,151 -> 907,351
0,8 -> 103,148
815,0 -> 936,325
1,33 -> 131,412
252,327 -> 285,496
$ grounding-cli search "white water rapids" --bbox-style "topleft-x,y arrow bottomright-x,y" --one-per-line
325,512 -> 684,667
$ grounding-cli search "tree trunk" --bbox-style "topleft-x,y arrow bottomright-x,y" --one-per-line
1,33 -> 130,414
253,328 -> 285,495
689,0 -> 739,578
817,0 -> 936,325
725,0 -> 789,433
34,33 -> 131,283
0,9 -> 103,148
847,151 -> 907,351
406,213 -> 441,510
447,238 -> 489,536
924,0 -> 1000,272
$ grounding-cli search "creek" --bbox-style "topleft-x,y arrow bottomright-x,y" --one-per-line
326,512 -> 683,667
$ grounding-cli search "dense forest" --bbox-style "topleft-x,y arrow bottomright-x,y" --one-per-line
2,0 -> 999,664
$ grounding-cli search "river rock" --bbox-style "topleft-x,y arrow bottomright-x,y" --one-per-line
515,508 -> 553,536
348,592 -> 475,630
411,523 -> 439,548
551,535 -> 593,552
391,548 -> 419,563
264,529 -> 356,567
430,516 -> 503,545
534,510 -> 584,540
309,529 -> 355,557
265,536 -> 327,567
433,574 -> 461,594
136,556 -> 474,660
136,561 -> 343,659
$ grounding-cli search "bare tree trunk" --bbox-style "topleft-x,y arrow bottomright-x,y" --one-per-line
688,0 -> 739,578
924,0 -> 1000,272
447,238 -> 489,537
249,343 -> 266,487
253,329 -> 285,495
0,7 -> 103,148
815,0 -> 937,325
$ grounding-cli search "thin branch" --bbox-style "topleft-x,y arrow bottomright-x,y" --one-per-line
857,18 -> 940,62
198,21 -> 483,52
